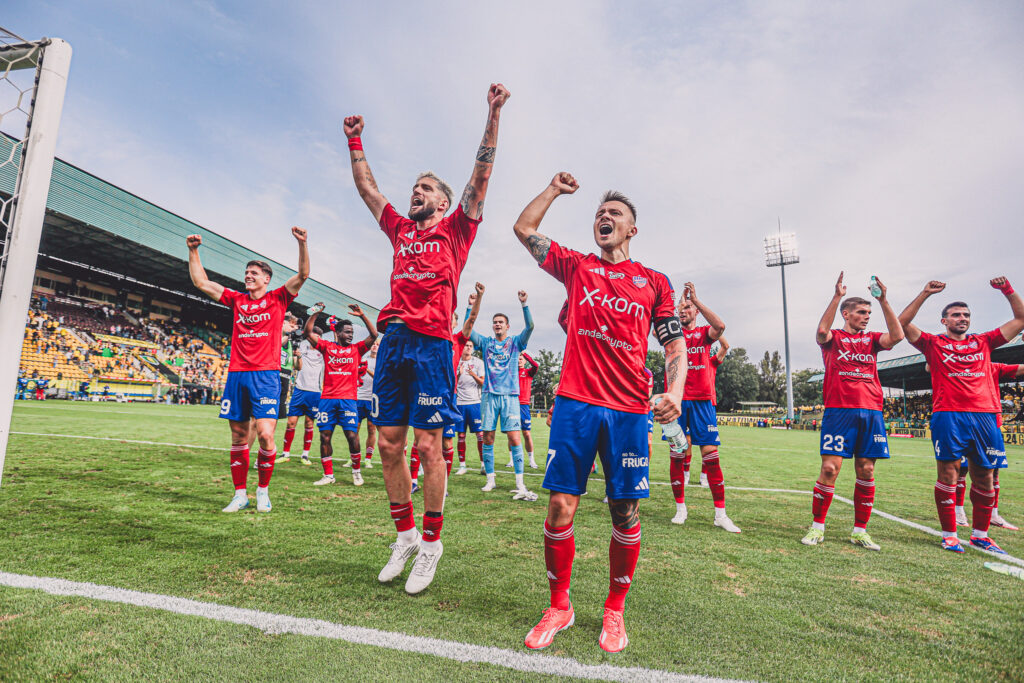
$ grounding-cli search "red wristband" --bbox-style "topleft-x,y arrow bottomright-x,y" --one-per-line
347,137 -> 363,151
1000,283 -> 1015,295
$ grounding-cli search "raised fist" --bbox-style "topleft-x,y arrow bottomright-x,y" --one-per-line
518,290 -> 528,304
834,271 -> 846,297
348,303 -> 363,317
990,277 -> 1013,294
292,226 -> 307,242
488,83 -> 511,111
474,281 -> 485,295
343,115 -> 364,138
550,172 -> 579,195
186,234 -> 202,249
923,280 -> 946,295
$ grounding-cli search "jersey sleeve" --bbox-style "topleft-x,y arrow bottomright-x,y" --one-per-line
870,330 -> 885,352
539,240 -> 584,286
909,330 -> 934,353
982,327 -> 1011,351
314,338 -> 328,354
449,206 -> 481,253
652,271 -> 677,321
514,306 -> 534,349
356,340 -> 371,356
378,203 -> 408,245
276,285 -> 297,307
218,288 -> 240,308
469,329 -> 486,350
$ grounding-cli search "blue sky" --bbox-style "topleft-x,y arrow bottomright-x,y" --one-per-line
6,1 -> 1024,367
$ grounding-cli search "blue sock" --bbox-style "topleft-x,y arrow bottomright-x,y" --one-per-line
483,444 -> 495,474
511,444 -> 524,474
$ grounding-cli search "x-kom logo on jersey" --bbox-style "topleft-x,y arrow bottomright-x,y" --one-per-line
578,286 -> 646,319
837,349 -> 874,363
942,351 -> 982,363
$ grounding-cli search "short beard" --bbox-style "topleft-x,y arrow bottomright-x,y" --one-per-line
409,205 -> 434,222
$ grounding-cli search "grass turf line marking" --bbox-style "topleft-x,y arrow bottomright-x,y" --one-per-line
10,432 -> 1024,567
0,572 -> 743,683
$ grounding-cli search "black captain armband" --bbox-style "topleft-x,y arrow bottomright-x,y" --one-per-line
653,316 -> 684,345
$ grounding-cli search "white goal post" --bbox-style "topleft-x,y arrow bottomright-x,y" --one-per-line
0,29 -> 72,488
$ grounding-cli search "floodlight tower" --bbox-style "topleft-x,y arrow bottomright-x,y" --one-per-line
763,226 -> 799,421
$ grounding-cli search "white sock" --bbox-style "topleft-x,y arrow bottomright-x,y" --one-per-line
811,521 -> 825,531
676,502 -> 686,513
993,507 -> 1000,516
515,473 -> 524,490
234,490 -> 248,498
942,531 -> 958,540
301,450 -> 309,457
398,528 -> 419,544
528,451 -> 534,460
487,474 -> 495,483
852,525 -> 866,535
971,528 -> 988,539
955,505 -> 965,516
714,507 -> 727,520
420,539 -> 441,552
257,485 -> 268,493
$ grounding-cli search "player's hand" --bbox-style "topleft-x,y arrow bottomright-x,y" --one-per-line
348,303 -> 363,317
550,172 -> 579,195
650,393 -> 682,423
834,271 -> 846,298
683,282 -> 698,303
343,115 -> 364,138
186,234 -> 202,249
292,226 -> 307,243
475,281 -> 485,296
518,290 -> 528,304
922,280 -> 946,296
871,276 -> 887,301
487,83 -> 511,111
467,292 -> 477,307
990,277 -> 1013,294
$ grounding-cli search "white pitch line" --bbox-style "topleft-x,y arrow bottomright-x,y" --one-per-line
0,571 -> 742,683
9,431 -> 1024,567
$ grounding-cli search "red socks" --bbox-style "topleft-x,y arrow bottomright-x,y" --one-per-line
994,471 -> 1000,508
303,427 -> 314,453
544,521 -> 575,610
683,449 -> 692,474
955,473 -> 966,507
606,523 -> 641,612
853,478 -> 875,529
457,436 -> 466,464
422,511 -> 444,543
256,448 -> 276,488
812,480 -> 834,524
443,447 -> 454,477
282,427 -> 296,454
229,445 -> 249,490
321,453 -> 333,476
390,501 -> 416,533
365,444 -> 374,463
970,485 -> 995,534
350,452 -> 361,471
669,456 -> 686,504
477,437 -> 483,463
410,446 -> 420,480
702,450 -> 725,508
935,481 -> 957,534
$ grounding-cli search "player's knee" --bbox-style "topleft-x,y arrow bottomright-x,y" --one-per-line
820,461 -> 841,481
608,498 -> 640,529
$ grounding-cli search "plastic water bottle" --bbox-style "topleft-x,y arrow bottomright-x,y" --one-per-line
869,276 -> 882,298
306,302 -> 325,316
653,397 -> 687,452
984,562 -> 1024,579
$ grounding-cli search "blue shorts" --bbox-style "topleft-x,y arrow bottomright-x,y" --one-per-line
372,324 -> 459,430
931,412 -> 1007,469
455,403 -> 482,433
820,408 -> 889,459
219,370 -> 280,422
647,411 -> 654,434
288,388 -> 321,419
520,404 -> 533,431
443,423 -> 456,438
679,400 -> 720,446
544,396 -> 651,499
357,398 -> 374,423
482,393 -> 521,432
317,398 -> 359,433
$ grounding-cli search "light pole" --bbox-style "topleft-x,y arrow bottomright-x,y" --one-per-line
763,228 -> 799,421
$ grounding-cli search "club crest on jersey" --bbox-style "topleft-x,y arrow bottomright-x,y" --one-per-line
632,275 -> 647,288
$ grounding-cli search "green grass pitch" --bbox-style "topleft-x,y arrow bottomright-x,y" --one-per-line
1,401 -> 1022,681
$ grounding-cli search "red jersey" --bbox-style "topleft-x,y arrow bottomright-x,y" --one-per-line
220,286 -> 296,372
682,325 -> 716,401
709,355 -> 723,406
377,204 -> 478,341
819,329 -> 885,410
910,329 -> 1008,413
540,241 -> 676,414
992,362 -> 1019,426
519,352 -> 539,405
316,338 -> 370,400
452,330 -> 470,372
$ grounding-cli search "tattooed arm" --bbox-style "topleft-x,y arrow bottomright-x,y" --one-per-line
342,115 -> 388,222
459,83 -> 511,220
651,337 -> 685,424
513,172 -> 579,265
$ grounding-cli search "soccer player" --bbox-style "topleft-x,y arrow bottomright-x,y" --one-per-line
304,305 -> 377,486
669,283 -> 738,531
801,272 -> 904,550
439,283 -> 486,481
898,277 -> 1024,553
282,325 -> 324,465
518,352 -> 541,469
344,82 -> 510,594
455,338 -> 486,476
954,360 -> 1023,530
186,227 -> 309,513
472,291 -> 535,498
356,337 -> 380,469
514,172 -> 686,653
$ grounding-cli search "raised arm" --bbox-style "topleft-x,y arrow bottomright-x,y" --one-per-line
461,282 -> 485,339
523,351 -> 540,376
684,282 -> 725,341
343,115 -> 388,222
992,277 -> 1024,341
303,305 -> 323,347
652,337 -> 686,424
284,227 -> 310,296
872,277 -> 905,350
185,235 -> 225,302
513,172 -> 579,264
349,303 -> 378,346
715,336 -> 730,362
898,280 -> 946,344
459,83 -> 511,220
816,272 -> 845,345
516,289 -> 534,347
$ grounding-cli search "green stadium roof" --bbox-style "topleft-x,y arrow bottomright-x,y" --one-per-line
0,134 -> 378,319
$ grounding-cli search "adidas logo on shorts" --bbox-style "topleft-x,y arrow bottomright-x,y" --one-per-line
427,412 -> 443,424
634,477 -> 649,491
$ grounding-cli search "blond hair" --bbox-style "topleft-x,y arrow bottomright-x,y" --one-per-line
416,171 -> 454,212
